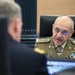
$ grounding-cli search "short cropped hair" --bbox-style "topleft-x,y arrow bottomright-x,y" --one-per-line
0,1 -> 22,20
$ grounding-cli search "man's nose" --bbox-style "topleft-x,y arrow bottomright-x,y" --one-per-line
57,32 -> 63,37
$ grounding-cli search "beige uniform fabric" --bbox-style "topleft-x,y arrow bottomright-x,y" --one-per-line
34,37 -> 75,58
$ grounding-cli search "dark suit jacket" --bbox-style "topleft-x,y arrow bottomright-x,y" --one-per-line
8,34 -> 48,75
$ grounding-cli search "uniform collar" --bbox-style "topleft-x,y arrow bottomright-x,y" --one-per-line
54,42 -> 67,49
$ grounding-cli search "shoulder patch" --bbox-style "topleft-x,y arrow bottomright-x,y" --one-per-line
36,37 -> 51,43
34,48 -> 45,54
71,40 -> 75,45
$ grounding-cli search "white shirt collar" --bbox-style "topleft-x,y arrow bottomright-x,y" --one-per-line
62,42 -> 67,49
54,42 -> 67,49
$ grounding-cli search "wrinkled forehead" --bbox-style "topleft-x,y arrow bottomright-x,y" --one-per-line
54,16 -> 74,30
53,23 -> 72,32
54,16 -> 73,24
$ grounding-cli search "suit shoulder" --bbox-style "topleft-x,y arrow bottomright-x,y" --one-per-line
36,37 -> 51,44
34,48 -> 45,54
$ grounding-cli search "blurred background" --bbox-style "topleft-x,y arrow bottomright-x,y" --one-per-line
6,0 -> 75,47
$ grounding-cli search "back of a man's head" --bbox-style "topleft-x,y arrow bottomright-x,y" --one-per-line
0,1 -> 23,42
0,1 -> 22,21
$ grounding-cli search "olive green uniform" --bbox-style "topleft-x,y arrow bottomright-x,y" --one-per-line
34,37 -> 75,58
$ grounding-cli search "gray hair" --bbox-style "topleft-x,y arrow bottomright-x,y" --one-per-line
0,1 -> 22,21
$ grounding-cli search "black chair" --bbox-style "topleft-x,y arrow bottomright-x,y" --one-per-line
39,15 -> 75,39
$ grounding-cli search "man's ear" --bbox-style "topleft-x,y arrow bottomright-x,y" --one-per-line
52,24 -> 54,30
71,30 -> 75,34
52,24 -> 54,28
14,18 -> 19,32
70,30 -> 75,37
52,24 -> 54,33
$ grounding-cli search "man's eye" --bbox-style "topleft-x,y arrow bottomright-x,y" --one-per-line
55,28 -> 60,33
62,30 -> 68,35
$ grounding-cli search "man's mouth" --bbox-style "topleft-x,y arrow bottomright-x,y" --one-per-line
56,38 -> 63,43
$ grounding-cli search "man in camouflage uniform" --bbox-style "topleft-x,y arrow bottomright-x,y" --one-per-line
35,16 -> 75,58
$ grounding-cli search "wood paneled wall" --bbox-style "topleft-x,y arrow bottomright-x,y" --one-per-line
9,0 -> 14,1
37,0 -> 75,33
5,0 -> 14,1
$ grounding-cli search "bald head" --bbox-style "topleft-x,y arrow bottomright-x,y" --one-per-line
52,16 -> 75,46
54,16 -> 74,30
